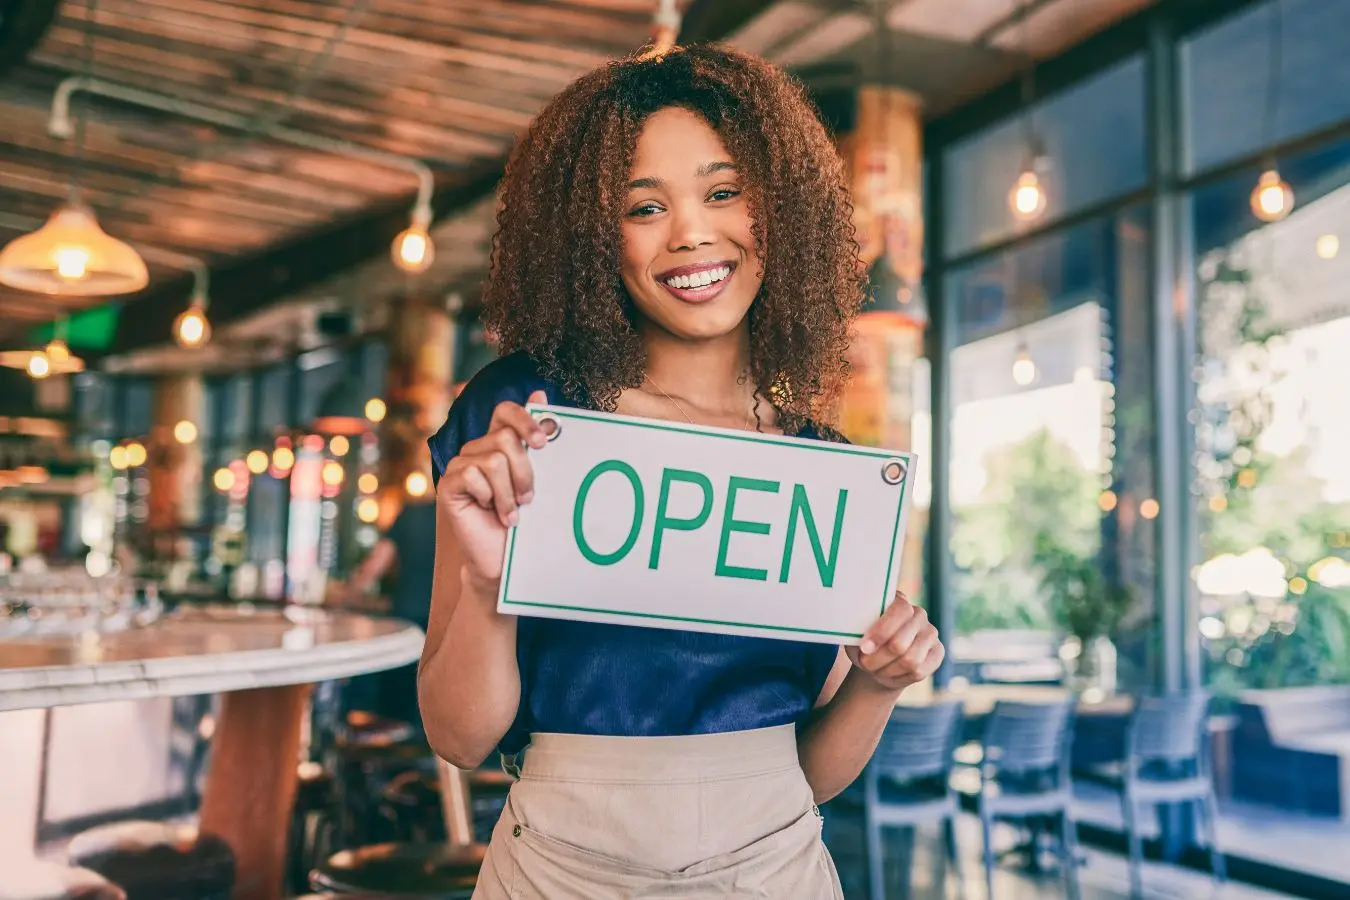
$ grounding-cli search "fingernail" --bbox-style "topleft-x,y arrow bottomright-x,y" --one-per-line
860,639 -> 876,655
507,510 -> 519,526
520,490 -> 534,504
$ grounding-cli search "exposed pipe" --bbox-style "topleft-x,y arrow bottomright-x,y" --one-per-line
49,75 -> 435,225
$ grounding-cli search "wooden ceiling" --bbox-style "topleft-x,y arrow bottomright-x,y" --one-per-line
728,0 -> 1157,113
0,0 -> 681,346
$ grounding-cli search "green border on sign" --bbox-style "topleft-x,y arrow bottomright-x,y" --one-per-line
498,408 -> 911,638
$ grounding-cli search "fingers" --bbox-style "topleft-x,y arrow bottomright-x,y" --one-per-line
443,394 -> 553,528
859,592 -> 919,656
488,399 -> 548,451
856,594 -> 938,680
873,631 -> 944,684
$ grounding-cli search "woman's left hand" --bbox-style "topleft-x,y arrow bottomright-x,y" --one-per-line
846,592 -> 945,694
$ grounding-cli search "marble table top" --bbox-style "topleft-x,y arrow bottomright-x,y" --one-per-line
0,604 -> 425,711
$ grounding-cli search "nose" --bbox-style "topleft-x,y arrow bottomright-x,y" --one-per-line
666,199 -> 715,253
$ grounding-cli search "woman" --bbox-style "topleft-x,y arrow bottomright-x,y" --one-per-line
419,43 -> 943,898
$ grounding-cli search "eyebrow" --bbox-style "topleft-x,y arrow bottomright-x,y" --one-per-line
628,161 -> 739,190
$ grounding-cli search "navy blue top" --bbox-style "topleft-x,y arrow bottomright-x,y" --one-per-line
428,353 -> 841,754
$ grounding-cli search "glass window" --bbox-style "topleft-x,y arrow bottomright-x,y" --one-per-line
944,207 -> 1155,693
1191,138 -> 1350,707
1183,0 -> 1350,175
943,56 -> 1147,258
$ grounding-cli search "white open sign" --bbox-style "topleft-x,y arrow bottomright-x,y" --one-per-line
497,405 -> 918,645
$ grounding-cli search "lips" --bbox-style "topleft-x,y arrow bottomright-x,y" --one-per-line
655,260 -> 737,304
655,260 -> 736,282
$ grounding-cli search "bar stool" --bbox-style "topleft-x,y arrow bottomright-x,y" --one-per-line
65,822 -> 235,900
311,758 -> 492,898
7,860 -> 125,900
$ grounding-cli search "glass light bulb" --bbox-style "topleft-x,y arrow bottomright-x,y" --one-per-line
125,442 -> 147,467
1250,169 -> 1293,222
174,307 -> 211,348
357,498 -> 380,523
1009,171 -> 1047,221
246,450 -> 270,474
405,471 -> 429,497
174,420 -> 198,444
27,352 -> 50,379
1316,234 -> 1339,260
52,245 -> 90,281
1012,350 -> 1036,386
393,227 -> 433,273
365,398 -> 387,423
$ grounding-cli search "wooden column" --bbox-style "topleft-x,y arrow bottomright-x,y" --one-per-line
199,684 -> 311,900
837,86 -> 929,604
378,296 -> 455,526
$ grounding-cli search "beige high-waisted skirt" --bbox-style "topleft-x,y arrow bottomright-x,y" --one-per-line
472,725 -> 845,899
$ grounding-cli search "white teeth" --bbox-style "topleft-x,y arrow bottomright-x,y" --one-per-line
665,266 -> 731,289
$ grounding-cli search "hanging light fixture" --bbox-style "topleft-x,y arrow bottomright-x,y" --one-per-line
0,0 -> 148,297
173,291 -> 212,348
1251,3 -> 1292,223
0,205 -> 148,296
1012,340 -> 1037,386
1250,168 -> 1293,222
392,202 -> 434,274
1009,147 -> 1049,222
0,315 -> 87,380
1007,0 -> 1049,223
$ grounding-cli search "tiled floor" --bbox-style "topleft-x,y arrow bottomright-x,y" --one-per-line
824,810 -> 1299,900
1073,782 -> 1350,884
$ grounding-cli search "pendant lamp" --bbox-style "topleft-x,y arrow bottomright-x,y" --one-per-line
0,203 -> 148,296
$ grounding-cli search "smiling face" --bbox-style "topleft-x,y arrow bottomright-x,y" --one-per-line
620,106 -> 764,343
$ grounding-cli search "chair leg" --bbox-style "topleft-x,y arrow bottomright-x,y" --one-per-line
1201,790 -> 1226,883
1059,810 -> 1081,900
981,811 -> 996,900
1123,794 -> 1143,899
943,814 -> 963,887
864,804 -> 886,900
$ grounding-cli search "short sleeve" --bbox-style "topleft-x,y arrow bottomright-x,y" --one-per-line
427,353 -> 559,486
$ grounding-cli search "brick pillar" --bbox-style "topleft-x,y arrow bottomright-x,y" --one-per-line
837,85 -> 929,605
147,374 -> 204,556
379,297 -> 455,526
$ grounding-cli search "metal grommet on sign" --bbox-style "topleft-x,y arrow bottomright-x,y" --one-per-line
881,458 -> 907,485
535,412 -> 562,442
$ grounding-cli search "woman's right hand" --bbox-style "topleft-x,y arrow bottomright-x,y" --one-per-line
437,390 -> 549,594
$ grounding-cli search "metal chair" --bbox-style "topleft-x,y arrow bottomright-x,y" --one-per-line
1113,691 -> 1225,897
861,700 -> 965,900
976,698 -> 1080,900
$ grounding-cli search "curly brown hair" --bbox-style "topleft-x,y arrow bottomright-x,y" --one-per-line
482,43 -> 864,434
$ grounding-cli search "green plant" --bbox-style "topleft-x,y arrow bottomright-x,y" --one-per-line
1033,535 -> 1136,642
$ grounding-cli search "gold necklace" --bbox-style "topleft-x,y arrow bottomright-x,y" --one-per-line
643,373 -> 755,431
